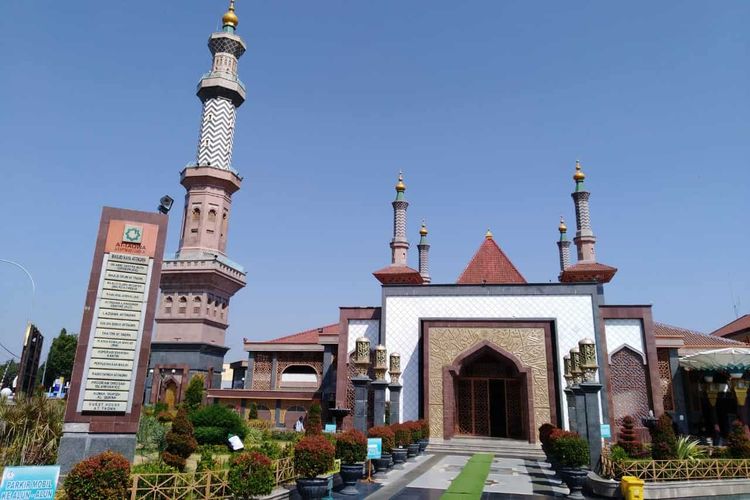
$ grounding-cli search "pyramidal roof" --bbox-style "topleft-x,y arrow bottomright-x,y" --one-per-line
457,234 -> 526,285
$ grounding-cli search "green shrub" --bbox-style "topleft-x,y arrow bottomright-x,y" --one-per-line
154,402 -> 168,414
368,426 -> 394,454
539,423 -> 556,454
269,429 -> 299,441
418,419 -> 430,440
243,426 -> 265,447
248,402 -> 258,420
727,420 -> 750,458
64,451 -> 130,500
252,440 -> 283,460
335,429 -> 367,464
184,374 -> 205,411
131,460 -> 177,474
404,421 -> 422,443
608,445 -> 629,462
676,435 -> 706,461
548,430 -> 589,468
196,449 -> 217,472
247,418 -> 272,430
162,407 -> 198,471
649,414 -> 677,460
294,434 -> 335,478
157,410 -> 173,423
617,416 -> 646,458
136,414 -> 167,453
392,424 -> 411,448
190,404 -> 247,445
228,451 -> 274,499
305,403 -> 322,436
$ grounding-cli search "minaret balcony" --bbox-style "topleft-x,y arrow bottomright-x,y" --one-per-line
161,256 -> 247,295
197,73 -> 246,106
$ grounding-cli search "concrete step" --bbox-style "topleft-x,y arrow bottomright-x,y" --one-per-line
426,437 -> 546,459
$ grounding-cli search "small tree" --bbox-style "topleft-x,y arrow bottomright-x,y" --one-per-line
335,429 -> 368,464
727,420 -> 750,458
294,435 -> 335,478
617,416 -> 645,458
650,414 -> 678,460
369,426 -> 394,455
184,374 -> 205,411
228,451 -> 274,499
64,451 -> 130,500
305,403 -> 322,435
248,401 -> 258,420
162,407 -> 198,471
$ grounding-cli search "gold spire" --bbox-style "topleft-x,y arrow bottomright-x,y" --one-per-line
222,0 -> 239,28
485,229 -> 493,240
420,220 -> 428,236
559,216 -> 567,233
573,160 -> 585,182
395,171 -> 406,192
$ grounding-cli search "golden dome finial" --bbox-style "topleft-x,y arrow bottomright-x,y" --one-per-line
420,220 -> 428,236
395,171 -> 406,192
222,0 -> 239,29
559,216 -> 567,233
573,160 -> 585,182
485,228 -> 493,240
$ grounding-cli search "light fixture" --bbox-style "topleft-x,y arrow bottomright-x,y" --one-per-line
354,337 -> 371,377
579,338 -> 598,382
374,345 -> 388,381
563,355 -> 573,388
389,352 -> 401,384
158,195 -> 174,214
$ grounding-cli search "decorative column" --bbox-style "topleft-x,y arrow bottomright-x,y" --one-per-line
417,221 -> 431,283
571,161 -> 597,263
570,346 -> 588,439
557,217 -> 571,279
390,173 -> 410,266
388,352 -> 402,425
371,345 -> 389,427
563,354 -> 577,432
352,337 -> 371,433
244,352 -> 254,389
578,337 -> 603,470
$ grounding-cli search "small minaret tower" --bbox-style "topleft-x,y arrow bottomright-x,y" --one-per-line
559,160 -> 617,284
373,173 -> 423,284
571,160 -> 596,262
417,221 -> 431,284
557,216 -> 571,279
149,2 -> 248,394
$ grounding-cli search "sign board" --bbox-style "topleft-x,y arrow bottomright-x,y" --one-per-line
63,207 -> 167,435
367,438 -> 382,460
0,465 -> 60,499
601,424 -> 611,439
323,424 -> 336,433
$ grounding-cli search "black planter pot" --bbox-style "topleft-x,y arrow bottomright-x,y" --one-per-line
392,448 -> 407,469
373,454 -> 391,475
418,439 -> 429,453
339,463 -> 364,495
407,443 -> 419,458
296,477 -> 330,500
559,467 -> 588,500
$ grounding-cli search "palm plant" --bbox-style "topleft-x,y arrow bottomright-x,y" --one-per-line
675,435 -> 706,461
0,391 -> 65,465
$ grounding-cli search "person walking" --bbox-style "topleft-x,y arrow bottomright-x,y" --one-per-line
295,416 -> 305,433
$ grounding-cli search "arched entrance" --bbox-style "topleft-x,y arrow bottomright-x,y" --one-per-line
163,380 -> 178,410
446,342 -> 532,440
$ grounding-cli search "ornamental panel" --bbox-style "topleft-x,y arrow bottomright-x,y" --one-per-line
252,353 -> 272,391
657,349 -> 675,411
611,347 -> 651,426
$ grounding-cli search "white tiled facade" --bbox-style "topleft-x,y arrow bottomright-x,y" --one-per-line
347,319 -> 380,355
383,293 -> 600,429
604,318 -> 645,363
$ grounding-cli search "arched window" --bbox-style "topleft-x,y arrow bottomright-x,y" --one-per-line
280,365 -> 318,388
164,296 -> 173,315
208,209 -> 217,222
190,207 -> 201,234
178,296 -> 187,314
193,296 -> 202,314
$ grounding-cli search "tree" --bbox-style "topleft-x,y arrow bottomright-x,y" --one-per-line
43,329 -> 78,388
650,414 -> 678,460
184,374 -> 205,411
617,416 -> 645,458
305,403 -> 322,436
162,407 -> 197,471
0,360 -> 18,389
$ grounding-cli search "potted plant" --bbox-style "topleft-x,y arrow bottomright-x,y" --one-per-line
369,426 -> 394,474
391,424 -> 409,468
228,451 -> 274,499
417,419 -> 430,453
405,421 -> 421,458
294,434 -> 335,499
335,429 -> 367,495
548,430 -> 589,499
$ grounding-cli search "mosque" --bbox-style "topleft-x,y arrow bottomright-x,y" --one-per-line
146,2 -> 748,443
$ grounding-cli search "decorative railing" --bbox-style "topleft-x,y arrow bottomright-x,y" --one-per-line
128,458 -> 296,499
601,455 -> 750,482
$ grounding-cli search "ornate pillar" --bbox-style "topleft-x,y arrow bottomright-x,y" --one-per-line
371,345 -> 389,427
563,354 -> 577,430
352,337 -> 371,433
389,352 -> 402,424
579,338 -> 603,470
244,351 -> 254,389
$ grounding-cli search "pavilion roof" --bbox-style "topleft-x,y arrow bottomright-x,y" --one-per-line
457,236 -> 526,285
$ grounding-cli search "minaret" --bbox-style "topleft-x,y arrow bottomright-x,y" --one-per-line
571,160 -> 596,262
391,172 -> 409,266
373,173 -> 423,285
149,2 -> 248,394
417,221 -> 431,284
557,216 -> 571,278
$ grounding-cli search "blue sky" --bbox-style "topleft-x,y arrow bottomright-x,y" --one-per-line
0,1 -> 748,364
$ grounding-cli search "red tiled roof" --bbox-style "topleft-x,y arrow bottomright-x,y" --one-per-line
457,237 -> 526,285
373,265 -> 424,285
254,323 -> 339,345
560,262 -> 617,284
712,314 -> 750,338
654,322 -> 743,348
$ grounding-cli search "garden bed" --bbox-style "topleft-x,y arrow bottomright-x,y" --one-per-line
601,455 -> 750,482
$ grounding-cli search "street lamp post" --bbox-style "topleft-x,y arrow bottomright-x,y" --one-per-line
0,260 -> 36,389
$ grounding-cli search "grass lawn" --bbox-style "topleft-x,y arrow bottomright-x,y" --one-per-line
442,453 -> 494,499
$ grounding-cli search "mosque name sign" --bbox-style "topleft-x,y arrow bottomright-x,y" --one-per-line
63,209 -> 167,424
